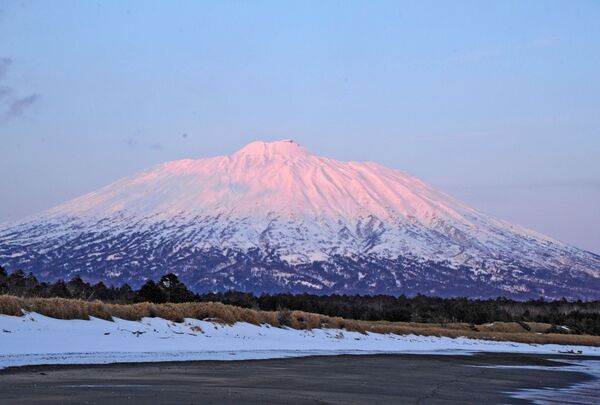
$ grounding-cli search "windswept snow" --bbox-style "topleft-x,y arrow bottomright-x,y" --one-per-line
1,313 -> 600,369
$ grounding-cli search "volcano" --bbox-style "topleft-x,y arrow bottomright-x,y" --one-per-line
1,140 -> 598,299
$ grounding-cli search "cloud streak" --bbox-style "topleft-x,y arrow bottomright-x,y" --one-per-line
0,86 -> 11,100
448,178 -> 600,191
0,56 -> 39,122
447,35 -> 561,64
5,94 -> 40,118
123,137 -> 164,151
0,57 -> 11,79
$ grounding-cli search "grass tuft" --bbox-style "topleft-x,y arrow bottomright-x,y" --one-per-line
1,294 -> 599,346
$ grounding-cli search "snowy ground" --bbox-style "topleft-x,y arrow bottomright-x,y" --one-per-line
1,312 -> 600,369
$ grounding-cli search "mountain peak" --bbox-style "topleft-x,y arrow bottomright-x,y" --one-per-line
3,138 -> 600,299
233,139 -> 310,159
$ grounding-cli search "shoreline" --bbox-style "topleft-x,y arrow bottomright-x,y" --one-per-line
1,353 -> 598,404
2,351 -> 599,374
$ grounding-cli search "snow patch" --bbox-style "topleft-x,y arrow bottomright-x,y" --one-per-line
2,313 -> 600,369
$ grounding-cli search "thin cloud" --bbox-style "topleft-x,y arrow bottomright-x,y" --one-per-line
447,35 -> 561,64
0,86 -> 11,100
123,137 -> 138,148
148,142 -> 164,151
0,56 -> 39,122
528,36 -> 561,48
449,179 -> 600,191
0,57 -> 11,79
5,93 -> 39,118
448,47 -> 504,63
503,179 -> 600,190
123,137 -> 164,151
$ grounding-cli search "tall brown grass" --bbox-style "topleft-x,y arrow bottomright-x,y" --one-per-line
1,294 -> 599,347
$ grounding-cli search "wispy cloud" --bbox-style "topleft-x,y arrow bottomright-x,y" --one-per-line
501,178 -> 600,190
123,137 -> 138,148
448,178 -> 600,191
528,35 -> 561,48
447,35 -> 561,64
0,57 -> 12,80
0,56 -> 40,122
0,86 -> 11,100
447,47 -> 504,63
123,137 -> 164,151
148,142 -> 164,151
5,94 -> 40,118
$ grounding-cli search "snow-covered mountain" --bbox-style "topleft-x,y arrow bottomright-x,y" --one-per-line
1,140 -> 599,299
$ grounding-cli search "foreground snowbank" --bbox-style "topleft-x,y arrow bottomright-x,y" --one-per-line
1,313 -> 600,369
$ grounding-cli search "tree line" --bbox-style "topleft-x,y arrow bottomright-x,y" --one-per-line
2,266 -> 600,335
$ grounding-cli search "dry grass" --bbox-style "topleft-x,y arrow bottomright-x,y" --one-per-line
1,294 -> 599,347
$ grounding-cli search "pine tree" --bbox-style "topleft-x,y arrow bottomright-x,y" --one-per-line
137,280 -> 166,303
158,273 -> 194,303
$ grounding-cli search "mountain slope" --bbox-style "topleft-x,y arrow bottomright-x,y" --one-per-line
1,140 -> 599,299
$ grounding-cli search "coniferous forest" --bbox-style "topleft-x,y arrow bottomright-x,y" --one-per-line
1,266 -> 600,335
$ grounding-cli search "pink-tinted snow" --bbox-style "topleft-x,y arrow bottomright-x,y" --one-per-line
49,140 -> 493,226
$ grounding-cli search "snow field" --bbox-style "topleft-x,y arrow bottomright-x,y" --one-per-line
2,312 -> 600,369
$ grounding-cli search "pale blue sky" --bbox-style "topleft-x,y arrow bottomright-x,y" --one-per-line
1,1 -> 599,253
